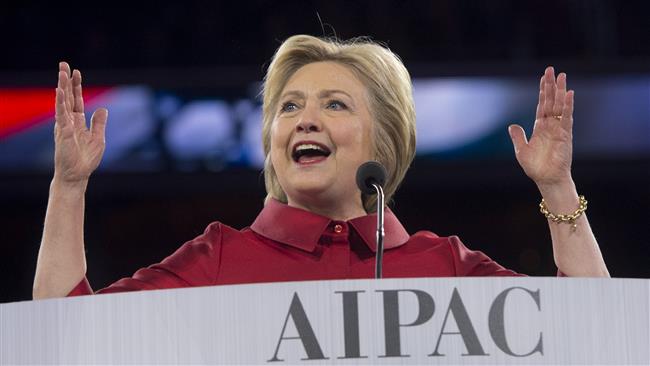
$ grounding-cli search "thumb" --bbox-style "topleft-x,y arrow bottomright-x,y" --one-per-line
508,124 -> 528,155
90,108 -> 108,142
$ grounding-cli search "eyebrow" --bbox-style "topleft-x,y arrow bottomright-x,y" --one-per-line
280,89 -> 354,101
318,89 -> 354,100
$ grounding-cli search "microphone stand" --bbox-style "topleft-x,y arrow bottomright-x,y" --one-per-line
372,183 -> 385,279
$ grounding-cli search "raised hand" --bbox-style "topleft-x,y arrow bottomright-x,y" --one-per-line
54,62 -> 108,185
508,66 -> 575,190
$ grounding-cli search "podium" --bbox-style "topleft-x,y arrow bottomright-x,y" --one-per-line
1,277 -> 648,364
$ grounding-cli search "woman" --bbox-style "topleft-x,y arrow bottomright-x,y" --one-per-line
33,35 -> 609,299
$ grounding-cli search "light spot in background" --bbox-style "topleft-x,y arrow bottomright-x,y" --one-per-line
100,87 -> 157,167
164,100 -> 233,170
239,101 -> 265,168
413,79 -> 527,152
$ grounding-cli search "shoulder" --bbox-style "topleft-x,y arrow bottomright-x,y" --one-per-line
408,232 -> 484,271
404,230 -> 455,252
400,231 -> 522,276
158,221 -> 252,281
192,221 -> 245,244
190,221 -> 267,251
169,221 -> 245,260
406,231 -> 482,256
382,231 -> 459,277
404,231 -> 476,266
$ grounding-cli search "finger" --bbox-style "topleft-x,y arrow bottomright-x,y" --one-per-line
535,76 -> 544,120
58,71 -> 73,114
543,66 -> 555,117
57,69 -> 64,93
55,87 -> 68,126
561,90 -> 574,129
508,124 -> 528,155
66,79 -> 75,115
57,72 -> 72,114
60,63 -> 75,114
90,108 -> 108,142
59,61 -> 71,77
72,69 -> 84,113
553,72 -> 567,117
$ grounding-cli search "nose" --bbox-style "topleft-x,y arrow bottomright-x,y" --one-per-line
295,103 -> 322,133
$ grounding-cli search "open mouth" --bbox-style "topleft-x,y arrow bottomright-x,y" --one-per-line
292,142 -> 332,164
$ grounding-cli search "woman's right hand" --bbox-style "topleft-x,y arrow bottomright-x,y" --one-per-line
54,62 -> 108,186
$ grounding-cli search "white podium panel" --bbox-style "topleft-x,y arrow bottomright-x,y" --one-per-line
1,278 -> 648,365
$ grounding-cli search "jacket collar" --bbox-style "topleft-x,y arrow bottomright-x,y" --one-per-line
250,199 -> 410,253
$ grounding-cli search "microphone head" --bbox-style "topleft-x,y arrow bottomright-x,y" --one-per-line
356,161 -> 387,195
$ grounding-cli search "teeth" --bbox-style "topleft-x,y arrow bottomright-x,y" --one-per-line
295,144 -> 326,152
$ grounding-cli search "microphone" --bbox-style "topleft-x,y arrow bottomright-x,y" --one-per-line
356,161 -> 387,279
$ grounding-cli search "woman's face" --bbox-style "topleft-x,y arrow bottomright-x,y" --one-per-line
270,61 -> 374,215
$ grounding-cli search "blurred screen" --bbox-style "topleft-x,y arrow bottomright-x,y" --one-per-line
1,75 -> 648,173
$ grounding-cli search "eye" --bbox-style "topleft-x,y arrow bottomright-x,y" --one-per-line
280,101 -> 298,113
326,100 -> 347,110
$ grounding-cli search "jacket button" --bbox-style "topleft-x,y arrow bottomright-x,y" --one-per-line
334,224 -> 343,233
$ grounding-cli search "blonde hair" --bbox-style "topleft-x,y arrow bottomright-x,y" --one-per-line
262,35 -> 416,212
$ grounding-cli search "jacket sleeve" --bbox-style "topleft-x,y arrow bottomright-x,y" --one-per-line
67,222 -> 223,296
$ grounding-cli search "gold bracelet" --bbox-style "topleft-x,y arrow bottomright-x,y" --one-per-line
539,195 -> 587,230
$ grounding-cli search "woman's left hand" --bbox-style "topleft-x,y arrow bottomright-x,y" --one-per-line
508,66 -> 575,190
509,68 -> 609,277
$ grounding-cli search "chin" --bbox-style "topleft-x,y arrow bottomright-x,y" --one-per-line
290,180 -> 334,197
282,174 -> 337,197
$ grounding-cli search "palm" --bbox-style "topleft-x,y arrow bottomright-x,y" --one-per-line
54,62 -> 108,183
509,67 -> 574,187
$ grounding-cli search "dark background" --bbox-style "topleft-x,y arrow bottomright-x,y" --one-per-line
1,0 -> 649,303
